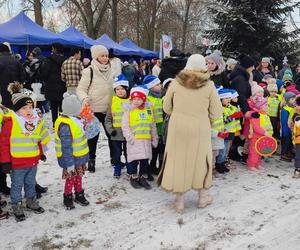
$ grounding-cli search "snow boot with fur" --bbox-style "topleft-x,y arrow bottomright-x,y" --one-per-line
139,176 -> 152,190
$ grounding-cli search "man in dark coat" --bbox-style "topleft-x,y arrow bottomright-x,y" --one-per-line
41,43 -> 66,125
0,44 -> 25,108
158,49 -> 187,83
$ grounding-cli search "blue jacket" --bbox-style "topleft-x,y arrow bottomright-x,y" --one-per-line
280,108 -> 291,136
57,123 -> 89,169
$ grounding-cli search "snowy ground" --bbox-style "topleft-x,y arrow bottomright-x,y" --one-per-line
1,125 -> 300,249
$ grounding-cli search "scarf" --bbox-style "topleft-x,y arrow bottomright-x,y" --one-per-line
91,59 -> 111,80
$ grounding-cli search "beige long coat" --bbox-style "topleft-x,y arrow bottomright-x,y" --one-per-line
160,70 -> 223,193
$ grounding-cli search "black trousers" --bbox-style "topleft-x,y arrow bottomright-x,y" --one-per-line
50,100 -> 62,126
270,117 -> 280,139
111,140 -> 127,166
87,112 -> 113,160
149,137 -> 165,175
131,159 -> 149,176
281,135 -> 293,155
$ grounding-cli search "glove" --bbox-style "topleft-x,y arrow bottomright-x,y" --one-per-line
110,130 -> 117,136
230,111 -> 243,119
217,132 -> 229,139
251,112 -> 260,119
40,154 -> 47,162
1,163 -> 11,174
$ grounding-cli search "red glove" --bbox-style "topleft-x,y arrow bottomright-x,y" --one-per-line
217,132 -> 229,139
230,111 -> 243,119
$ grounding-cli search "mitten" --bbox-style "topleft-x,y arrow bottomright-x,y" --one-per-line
110,130 -> 117,136
1,163 -> 12,174
251,112 -> 260,119
217,132 -> 229,139
230,111 -> 243,119
40,154 -> 47,162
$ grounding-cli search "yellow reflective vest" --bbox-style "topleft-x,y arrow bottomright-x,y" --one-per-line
111,96 -> 129,128
10,112 -> 49,158
282,105 -> 295,121
55,116 -> 89,158
129,107 -> 154,139
211,117 -> 224,131
223,104 -> 236,133
249,113 -> 273,138
147,95 -> 163,124
268,95 -> 281,117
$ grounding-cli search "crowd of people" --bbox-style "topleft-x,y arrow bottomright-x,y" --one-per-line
0,41 -> 300,220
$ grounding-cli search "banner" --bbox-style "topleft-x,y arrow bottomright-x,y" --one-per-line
160,34 -> 173,59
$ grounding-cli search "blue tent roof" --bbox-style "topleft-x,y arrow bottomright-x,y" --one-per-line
0,12 -> 82,46
120,38 -> 158,58
95,34 -> 140,56
60,26 -> 96,48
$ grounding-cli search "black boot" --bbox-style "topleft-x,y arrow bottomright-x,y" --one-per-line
12,202 -> 25,222
130,176 -> 142,189
0,172 -> 10,195
88,159 -> 96,173
241,153 -> 248,165
35,184 -> 48,193
26,198 -> 45,214
74,190 -> 89,206
64,194 -> 75,210
139,176 -> 152,190
215,163 -> 229,174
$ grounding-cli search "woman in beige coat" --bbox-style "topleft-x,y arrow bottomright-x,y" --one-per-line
159,54 -> 223,213
77,45 -> 113,173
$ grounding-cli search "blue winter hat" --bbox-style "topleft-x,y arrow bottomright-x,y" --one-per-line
113,74 -> 129,89
283,92 -> 296,103
143,75 -> 161,89
215,84 -> 223,92
230,89 -> 239,99
218,88 -> 232,99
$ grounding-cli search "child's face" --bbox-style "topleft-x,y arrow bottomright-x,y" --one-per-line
269,91 -> 277,97
288,97 -> 296,106
231,97 -> 238,103
115,86 -> 127,98
132,97 -> 144,108
17,104 -> 33,119
151,84 -> 162,93
221,98 -> 231,106
254,91 -> 264,97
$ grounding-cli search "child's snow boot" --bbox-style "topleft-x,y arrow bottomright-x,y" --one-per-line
64,194 -> 75,210
26,198 -> 45,214
0,198 -> 7,208
88,159 -> 96,173
113,165 -> 122,179
35,183 -> 48,193
12,202 -> 25,222
0,208 -> 9,220
139,176 -> 152,190
130,176 -> 142,189
74,190 -> 89,206
215,163 -> 229,174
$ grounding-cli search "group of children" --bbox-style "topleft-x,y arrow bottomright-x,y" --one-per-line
212,71 -> 300,177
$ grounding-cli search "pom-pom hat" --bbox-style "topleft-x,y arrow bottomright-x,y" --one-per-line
62,92 -> 82,117
218,88 -> 232,99
130,86 -> 149,102
143,75 -> 161,90
113,74 -> 129,89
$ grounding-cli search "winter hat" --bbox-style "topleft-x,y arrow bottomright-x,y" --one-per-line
251,84 -> 264,96
226,58 -> 237,67
62,92 -> 82,117
90,45 -> 109,60
21,88 -> 38,103
218,88 -> 232,99
143,75 -> 161,89
162,78 -> 173,88
262,74 -> 273,82
253,96 -> 267,110
130,86 -> 149,102
284,92 -> 296,104
267,83 -> 278,93
170,49 -> 185,58
3,42 -> 12,53
185,54 -> 207,72
113,74 -> 129,89
8,82 -> 33,111
230,89 -> 239,99
283,73 -> 293,83
261,57 -> 271,64
215,84 -> 223,92
206,51 -> 221,68
238,54 -> 255,69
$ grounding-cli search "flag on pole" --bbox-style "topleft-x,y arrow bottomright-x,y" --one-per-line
160,34 -> 173,59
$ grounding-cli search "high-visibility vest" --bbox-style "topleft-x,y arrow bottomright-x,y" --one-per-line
293,115 -> 300,144
211,117 -> 224,131
10,112 -> 46,158
282,105 -> 295,121
223,104 -> 236,133
111,96 -> 129,128
268,95 -> 281,117
231,105 -> 242,132
147,95 -> 163,124
129,108 -> 154,139
54,116 -> 89,158
249,113 -> 273,138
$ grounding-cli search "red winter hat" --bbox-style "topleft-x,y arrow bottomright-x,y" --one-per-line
130,86 -> 149,102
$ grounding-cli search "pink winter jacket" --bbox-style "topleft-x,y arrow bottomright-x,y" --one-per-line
121,102 -> 159,163
249,116 -> 267,139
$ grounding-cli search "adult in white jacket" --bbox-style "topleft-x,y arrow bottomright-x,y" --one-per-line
77,45 -> 114,173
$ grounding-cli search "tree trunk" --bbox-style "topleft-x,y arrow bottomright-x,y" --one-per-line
148,0 -> 158,50
181,0 -> 192,52
33,0 -> 43,26
136,0 -> 140,45
111,0 -> 118,41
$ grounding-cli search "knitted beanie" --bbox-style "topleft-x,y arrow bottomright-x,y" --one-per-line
267,83 -> 278,93
206,51 -> 221,68
143,75 -> 161,89
251,84 -> 264,96
130,86 -> 149,102
185,54 -> 207,72
238,54 -> 255,69
113,74 -> 129,89
261,57 -> 271,64
62,92 -> 82,117
90,45 -> 109,60
284,92 -> 296,104
8,82 -> 33,111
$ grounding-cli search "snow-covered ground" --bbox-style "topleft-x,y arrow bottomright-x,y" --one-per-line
1,129 -> 300,249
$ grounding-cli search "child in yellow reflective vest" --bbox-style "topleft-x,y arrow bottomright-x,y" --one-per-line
144,75 -> 164,180
267,82 -> 281,138
122,86 -> 158,190
293,97 -> 300,178
104,74 -> 130,178
247,96 -> 273,170
55,93 -> 89,210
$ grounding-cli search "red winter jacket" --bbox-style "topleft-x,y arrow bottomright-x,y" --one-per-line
0,117 -> 42,169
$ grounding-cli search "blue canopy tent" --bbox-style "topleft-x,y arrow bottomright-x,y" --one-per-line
0,12 -> 82,47
60,26 -> 96,49
95,34 -> 140,56
120,38 -> 158,58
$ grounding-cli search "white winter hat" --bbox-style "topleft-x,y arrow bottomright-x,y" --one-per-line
62,92 -> 82,117
261,57 -> 271,64
90,45 -> 109,60
251,84 -> 264,96
184,54 -> 207,72
226,58 -> 238,66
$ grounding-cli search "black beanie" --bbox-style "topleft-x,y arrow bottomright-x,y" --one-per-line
12,93 -> 33,111
238,54 -> 255,69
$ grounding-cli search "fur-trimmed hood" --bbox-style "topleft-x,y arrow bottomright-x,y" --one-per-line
176,70 -> 211,89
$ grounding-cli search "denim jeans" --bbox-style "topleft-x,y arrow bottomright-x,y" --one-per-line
11,167 -> 37,203
216,139 -> 232,164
